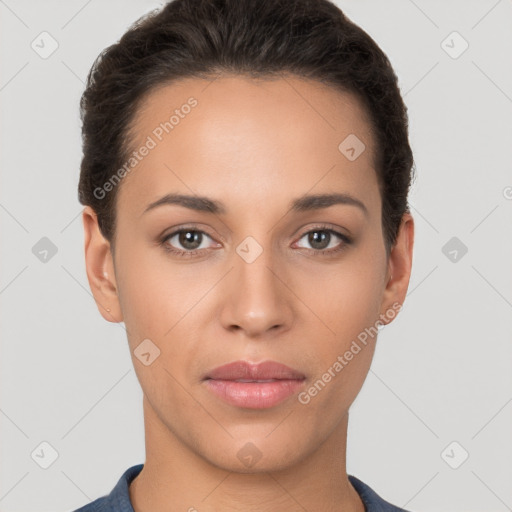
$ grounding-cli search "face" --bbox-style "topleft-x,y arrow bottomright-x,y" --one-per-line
83,74 -> 414,472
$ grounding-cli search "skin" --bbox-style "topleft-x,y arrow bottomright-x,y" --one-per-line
82,74 -> 414,512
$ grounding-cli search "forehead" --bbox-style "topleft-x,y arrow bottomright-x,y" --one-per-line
117,74 -> 379,219
130,74 -> 374,153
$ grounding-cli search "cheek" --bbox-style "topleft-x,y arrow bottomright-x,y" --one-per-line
296,266 -> 381,414
115,242 -> 216,380
114,239 -> 179,341
300,254 -> 384,341
115,228 -> 178,304
292,249 -> 384,392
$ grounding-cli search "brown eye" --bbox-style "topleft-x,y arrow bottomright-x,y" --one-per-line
161,228 -> 217,256
176,230 -> 204,250
294,227 -> 352,256
306,230 -> 331,250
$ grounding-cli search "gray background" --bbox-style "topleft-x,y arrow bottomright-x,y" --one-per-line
1,0 -> 511,510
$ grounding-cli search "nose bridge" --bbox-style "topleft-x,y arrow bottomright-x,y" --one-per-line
220,233 -> 293,336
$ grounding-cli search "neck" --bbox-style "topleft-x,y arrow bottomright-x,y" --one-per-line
129,395 -> 364,512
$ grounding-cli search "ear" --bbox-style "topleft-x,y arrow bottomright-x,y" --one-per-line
82,206 -> 123,323
379,212 -> 414,325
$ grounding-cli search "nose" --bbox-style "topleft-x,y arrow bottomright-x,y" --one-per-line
219,245 -> 294,338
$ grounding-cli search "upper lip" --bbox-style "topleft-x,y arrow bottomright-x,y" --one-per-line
204,360 -> 306,381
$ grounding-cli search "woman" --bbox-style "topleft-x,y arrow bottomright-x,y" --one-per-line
75,0 -> 415,510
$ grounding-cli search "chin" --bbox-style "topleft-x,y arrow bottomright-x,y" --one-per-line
200,436 -> 312,474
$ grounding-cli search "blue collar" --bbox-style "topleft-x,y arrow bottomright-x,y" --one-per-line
73,463 -> 410,512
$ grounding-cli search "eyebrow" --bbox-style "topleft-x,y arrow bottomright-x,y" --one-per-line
142,192 -> 368,217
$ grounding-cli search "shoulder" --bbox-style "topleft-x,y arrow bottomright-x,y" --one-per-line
72,464 -> 144,512
348,475 -> 412,512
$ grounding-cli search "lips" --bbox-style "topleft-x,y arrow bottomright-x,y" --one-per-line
203,360 -> 306,409
203,360 -> 306,381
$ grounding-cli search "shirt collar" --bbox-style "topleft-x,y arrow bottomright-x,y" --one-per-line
92,464 -> 408,512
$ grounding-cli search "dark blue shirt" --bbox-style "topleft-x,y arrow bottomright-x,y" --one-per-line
73,464 -> 411,511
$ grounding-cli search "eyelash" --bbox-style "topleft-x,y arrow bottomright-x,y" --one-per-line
159,224 -> 353,259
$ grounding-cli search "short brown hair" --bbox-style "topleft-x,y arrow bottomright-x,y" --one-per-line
78,0 -> 415,257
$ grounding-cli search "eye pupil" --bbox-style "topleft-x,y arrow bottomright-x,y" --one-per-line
309,231 -> 329,250
179,230 -> 202,250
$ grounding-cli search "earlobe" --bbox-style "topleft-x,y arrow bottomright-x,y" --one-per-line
379,212 -> 414,325
82,206 -> 123,323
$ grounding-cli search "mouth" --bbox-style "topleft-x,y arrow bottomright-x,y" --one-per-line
203,359 -> 306,381
202,360 -> 306,409
229,379 -> 281,383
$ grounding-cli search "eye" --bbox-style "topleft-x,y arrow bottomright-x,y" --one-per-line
294,226 -> 352,256
159,224 -> 352,259
160,228 -> 219,257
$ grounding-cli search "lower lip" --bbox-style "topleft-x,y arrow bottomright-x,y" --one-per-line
204,379 -> 305,409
